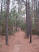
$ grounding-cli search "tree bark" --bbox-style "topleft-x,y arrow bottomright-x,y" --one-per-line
5,0 -> 10,45
26,0 -> 32,43
0,0 -> 2,35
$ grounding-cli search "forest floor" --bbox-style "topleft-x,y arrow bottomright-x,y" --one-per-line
0,30 -> 39,52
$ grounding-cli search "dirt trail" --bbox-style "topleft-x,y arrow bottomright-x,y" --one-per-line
0,31 -> 39,52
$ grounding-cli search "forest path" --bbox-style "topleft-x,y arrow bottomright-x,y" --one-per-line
0,30 -> 39,52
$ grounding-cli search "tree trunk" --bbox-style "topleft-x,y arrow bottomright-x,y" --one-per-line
0,0 -> 2,35
26,0 -> 32,42
5,0 -> 10,45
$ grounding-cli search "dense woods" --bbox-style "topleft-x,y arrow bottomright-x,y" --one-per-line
0,0 -> 39,44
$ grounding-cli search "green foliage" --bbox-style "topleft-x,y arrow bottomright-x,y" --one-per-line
32,24 -> 39,35
1,9 -> 19,35
32,29 -> 39,35
18,20 -> 26,31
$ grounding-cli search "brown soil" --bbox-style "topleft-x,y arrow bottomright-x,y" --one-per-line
0,30 -> 39,52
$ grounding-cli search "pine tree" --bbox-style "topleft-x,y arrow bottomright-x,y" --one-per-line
5,0 -> 10,45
